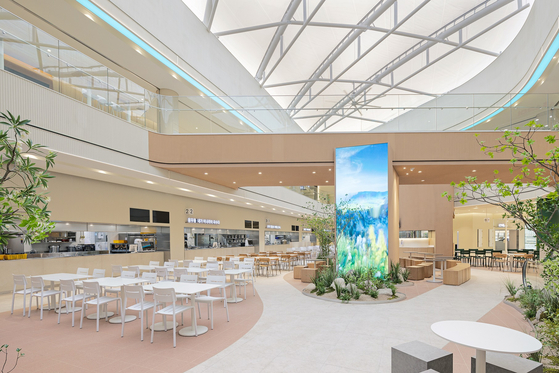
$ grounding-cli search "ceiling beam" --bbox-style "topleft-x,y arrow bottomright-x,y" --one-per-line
260,0 -> 325,85
286,0 -> 397,112
315,2 -> 529,132
255,0 -> 302,80
307,0 -> 518,132
203,0 -> 219,31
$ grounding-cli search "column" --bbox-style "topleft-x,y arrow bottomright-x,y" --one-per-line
388,148 -> 400,266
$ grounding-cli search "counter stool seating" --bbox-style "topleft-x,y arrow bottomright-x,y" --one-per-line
11,275 -> 33,316
29,276 -> 62,320
58,279 -> 94,327
80,281 -> 121,332
196,275 -> 230,330
392,340 -> 453,373
471,351 -> 543,373
407,266 -> 425,281
121,285 -> 155,341
492,253 -> 508,271
151,287 -> 195,348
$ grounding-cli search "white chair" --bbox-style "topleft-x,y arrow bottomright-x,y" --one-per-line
196,275 -> 230,330
167,260 -> 179,267
194,257 -> 204,261
128,266 -> 141,278
173,268 -> 188,282
223,261 -> 235,270
73,268 -> 90,293
244,257 -> 255,264
207,257 -> 217,262
155,267 -> 169,282
11,275 -> 34,316
235,263 -> 256,299
111,265 -> 122,277
189,262 -> 202,268
29,276 -> 61,320
206,262 -> 219,271
180,274 -> 198,284
121,271 -> 136,279
151,287 -> 195,348
92,269 -> 105,278
80,281 -> 120,332
121,285 -> 155,341
164,262 -> 176,269
149,261 -> 160,267
57,279 -> 93,327
141,272 -> 157,295
183,260 -> 193,268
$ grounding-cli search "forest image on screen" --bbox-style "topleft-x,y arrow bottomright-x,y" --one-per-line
335,143 -> 389,275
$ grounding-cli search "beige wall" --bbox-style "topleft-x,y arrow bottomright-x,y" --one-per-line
453,212 -> 525,250
0,251 -> 163,294
399,184 -> 454,257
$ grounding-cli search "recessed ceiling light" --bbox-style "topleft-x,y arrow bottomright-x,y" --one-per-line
472,170 -> 477,172
97,170 -> 107,174
85,13 -> 94,20
23,154 -> 38,159
418,171 -> 422,173
421,180 -> 425,182
47,49 -> 51,52
326,181 -> 329,183
173,75 -> 179,80
246,202 -> 252,205
406,173 -> 409,175
282,210 -> 285,212
136,49 -> 142,54
291,212 -> 293,214
272,208 -> 276,210
204,172 -> 208,175
178,188 -> 191,192
329,169 -> 332,171
233,181 -> 236,184
230,199 -> 234,201
487,119 -> 491,122
261,206 -> 264,208
206,194 -> 216,197
403,167 -> 406,170
146,181 -> 154,184
312,171 -> 316,174
279,181 -> 282,183
258,172 -> 262,175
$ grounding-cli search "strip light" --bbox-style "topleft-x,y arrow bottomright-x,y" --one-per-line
76,0 -> 263,133
462,32 -> 559,131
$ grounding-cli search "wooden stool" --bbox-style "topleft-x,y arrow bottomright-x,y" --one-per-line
399,257 -> 407,268
301,268 -> 319,283
293,265 -> 306,279
408,266 -> 425,281
418,262 -> 433,278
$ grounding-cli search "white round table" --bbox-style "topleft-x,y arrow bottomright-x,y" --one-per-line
431,321 -> 542,373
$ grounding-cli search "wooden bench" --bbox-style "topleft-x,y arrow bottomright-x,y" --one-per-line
301,268 -> 319,283
408,266 -> 425,281
443,263 -> 471,286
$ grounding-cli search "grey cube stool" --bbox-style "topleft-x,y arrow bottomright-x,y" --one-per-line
392,341 -> 453,373
471,352 -> 543,373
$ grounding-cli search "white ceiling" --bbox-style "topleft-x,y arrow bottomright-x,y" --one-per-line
183,0 -> 533,132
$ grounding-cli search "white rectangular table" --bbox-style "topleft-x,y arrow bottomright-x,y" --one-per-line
224,269 -> 252,303
83,277 -> 149,323
143,282 -> 220,336
33,273 -> 93,312
125,265 -> 175,273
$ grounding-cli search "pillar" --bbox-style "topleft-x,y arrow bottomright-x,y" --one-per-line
388,149 -> 400,266
170,221 -> 184,261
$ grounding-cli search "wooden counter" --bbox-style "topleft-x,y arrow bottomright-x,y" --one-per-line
183,246 -> 257,259
0,251 -> 164,294
399,246 -> 435,258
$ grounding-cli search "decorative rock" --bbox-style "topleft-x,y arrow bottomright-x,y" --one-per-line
331,278 -> 346,289
536,307 -> 546,322
379,288 -> 392,295
515,289 -> 525,299
347,283 -> 358,293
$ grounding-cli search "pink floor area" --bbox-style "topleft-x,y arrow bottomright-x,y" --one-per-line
443,301 -> 533,373
2,286 -> 263,373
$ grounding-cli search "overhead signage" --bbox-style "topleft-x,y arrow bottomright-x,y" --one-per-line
266,224 -> 281,229
498,223 -> 505,228
303,228 -> 312,232
187,218 -> 220,225
185,208 -> 194,215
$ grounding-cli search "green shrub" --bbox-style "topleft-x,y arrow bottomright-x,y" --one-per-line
388,284 -> 397,296
369,289 -> 379,299
503,277 -> 517,296
339,289 -> 352,302
388,261 -> 402,284
401,268 -> 410,282
520,288 -> 545,319
334,281 -> 343,298
539,312 -> 559,358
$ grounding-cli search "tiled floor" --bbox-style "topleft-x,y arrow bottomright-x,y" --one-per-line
0,267 -> 536,372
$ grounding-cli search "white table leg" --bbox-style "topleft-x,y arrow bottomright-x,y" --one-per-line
227,274 -> 243,303
109,285 -> 136,324
426,260 -> 442,283
178,294 -> 208,337
476,349 -> 486,373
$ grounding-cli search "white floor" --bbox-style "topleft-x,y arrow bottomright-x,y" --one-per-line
186,269 -> 537,373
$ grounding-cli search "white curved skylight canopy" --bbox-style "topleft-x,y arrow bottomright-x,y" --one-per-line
183,0 -> 533,132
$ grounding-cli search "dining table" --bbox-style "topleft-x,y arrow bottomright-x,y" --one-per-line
223,269 -> 252,303
82,276 -> 149,323
431,320 -> 542,373
33,273 -> 93,312
143,281 -> 220,336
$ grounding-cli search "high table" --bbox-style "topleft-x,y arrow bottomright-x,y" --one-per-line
223,269 -> 252,303
424,256 -> 453,283
33,273 -> 93,312
431,320 -> 542,373
82,277 -> 148,323
143,282 -> 220,336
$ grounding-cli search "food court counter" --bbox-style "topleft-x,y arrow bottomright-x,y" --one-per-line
184,246 -> 256,259
0,251 -> 164,294
263,243 -> 296,251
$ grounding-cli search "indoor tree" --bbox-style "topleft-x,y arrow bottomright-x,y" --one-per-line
0,111 -> 57,251
299,195 -> 336,259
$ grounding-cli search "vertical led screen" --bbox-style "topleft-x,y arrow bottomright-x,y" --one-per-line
335,143 -> 389,275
